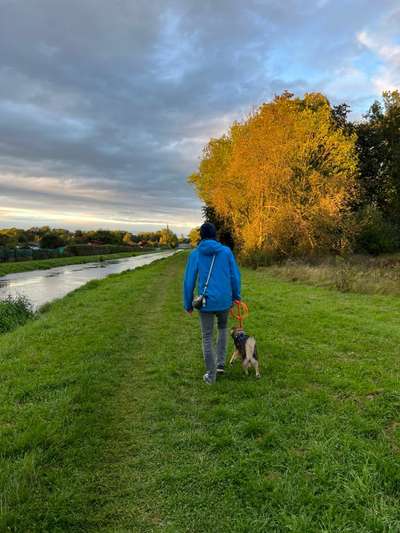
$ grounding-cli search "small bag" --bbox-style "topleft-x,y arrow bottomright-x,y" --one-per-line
192,255 -> 216,310
192,294 -> 206,310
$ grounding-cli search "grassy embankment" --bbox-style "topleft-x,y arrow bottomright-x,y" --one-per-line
0,250 -> 150,277
261,254 -> 400,296
1,253 -> 400,531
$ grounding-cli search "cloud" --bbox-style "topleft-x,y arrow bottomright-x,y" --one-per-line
357,11 -> 400,93
0,0 -> 399,233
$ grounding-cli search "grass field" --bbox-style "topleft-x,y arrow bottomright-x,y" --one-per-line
0,250 -> 148,277
261,254 -> 400,297
1,253 -> 400,532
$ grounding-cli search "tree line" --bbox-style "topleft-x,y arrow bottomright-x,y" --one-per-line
0,226 -> 181,250
189,90 -> 400,262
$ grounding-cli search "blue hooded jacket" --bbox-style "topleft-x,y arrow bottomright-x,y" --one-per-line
183,239 -> 241,312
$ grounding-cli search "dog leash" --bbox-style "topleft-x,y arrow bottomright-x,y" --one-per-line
230,300 -> 249,328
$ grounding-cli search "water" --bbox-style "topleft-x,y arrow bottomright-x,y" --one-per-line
0,250 -> 178,309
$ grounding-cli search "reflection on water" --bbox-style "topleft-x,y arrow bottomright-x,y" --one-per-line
0,251 -> 177,309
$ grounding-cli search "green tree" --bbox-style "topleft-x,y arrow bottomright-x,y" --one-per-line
73,230 -> 88,244
0,228 -> 28,246
355,90 -> 400,225
40,233 -> 65,249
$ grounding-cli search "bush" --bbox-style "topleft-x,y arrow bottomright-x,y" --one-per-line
240,249 -> 281,268
0,295 -> 34,334
32,248 -> 60,260
354,207 -> 400,255
64,244 -> 142,256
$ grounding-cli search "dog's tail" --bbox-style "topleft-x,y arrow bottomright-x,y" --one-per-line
245,337 -> 256,360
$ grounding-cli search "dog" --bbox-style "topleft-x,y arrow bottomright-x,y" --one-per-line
229,326 -> 260,378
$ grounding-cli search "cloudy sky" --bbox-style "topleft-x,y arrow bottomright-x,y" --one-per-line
1,0 -> 399,234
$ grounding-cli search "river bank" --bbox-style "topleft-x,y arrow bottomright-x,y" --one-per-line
1,253 -> 400,531
0,250 -> 152,277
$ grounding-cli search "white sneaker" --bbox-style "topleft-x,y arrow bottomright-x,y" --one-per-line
203,372 -> 215,385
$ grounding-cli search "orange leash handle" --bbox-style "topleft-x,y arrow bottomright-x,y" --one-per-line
229,300 -> 249,328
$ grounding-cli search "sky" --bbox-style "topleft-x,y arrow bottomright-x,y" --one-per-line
1,0 -> 399,235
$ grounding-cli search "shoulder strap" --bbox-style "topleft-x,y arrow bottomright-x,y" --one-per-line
202,254 -> 216,295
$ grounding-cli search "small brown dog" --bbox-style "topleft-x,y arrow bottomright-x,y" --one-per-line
229,326 -> 260,378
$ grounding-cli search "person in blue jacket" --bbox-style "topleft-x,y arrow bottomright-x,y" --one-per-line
183,222 -> 241,384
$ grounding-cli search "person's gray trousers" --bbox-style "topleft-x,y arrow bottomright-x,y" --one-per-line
199,310 -> 229,380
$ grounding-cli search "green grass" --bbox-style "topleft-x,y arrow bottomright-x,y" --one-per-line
0,295 -> 34,334
1,253 -> 400,531
0,250 -> 149,277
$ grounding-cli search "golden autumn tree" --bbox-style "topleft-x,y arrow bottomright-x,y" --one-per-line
189,92 -> 359,258
159,226 -> 178,248
188,227 -> 200,247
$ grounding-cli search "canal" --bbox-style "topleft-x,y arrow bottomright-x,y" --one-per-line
0,250 -> 178,309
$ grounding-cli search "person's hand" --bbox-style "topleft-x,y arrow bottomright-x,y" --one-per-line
186,309 -> 193,316
233,299 -> 241,305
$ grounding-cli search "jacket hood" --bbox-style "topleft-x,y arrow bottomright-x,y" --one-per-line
197,239 -> 223,256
